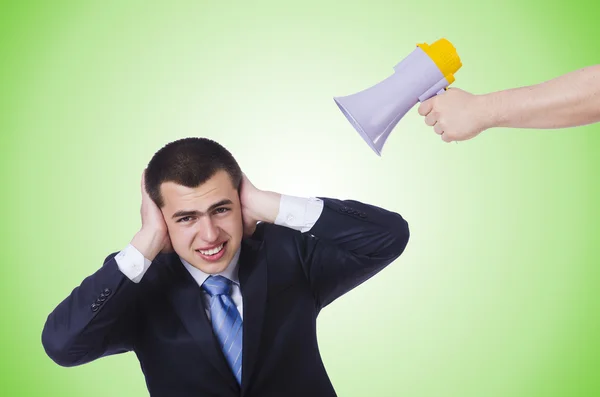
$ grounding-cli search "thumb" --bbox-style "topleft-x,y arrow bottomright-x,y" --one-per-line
417,99 -> 433,116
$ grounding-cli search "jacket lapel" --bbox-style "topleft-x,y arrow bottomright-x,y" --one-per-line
238,238 -> 268,395
164,254 -> 239,392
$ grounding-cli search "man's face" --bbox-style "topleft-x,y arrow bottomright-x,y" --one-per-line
160,169 -> 243,274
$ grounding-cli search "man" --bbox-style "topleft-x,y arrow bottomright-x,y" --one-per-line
418,64 -> 600,142
42,137 -> 410,397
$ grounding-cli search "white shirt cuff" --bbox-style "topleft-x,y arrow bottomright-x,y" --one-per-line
274,195 -> 324,233
114,244 -> 152,283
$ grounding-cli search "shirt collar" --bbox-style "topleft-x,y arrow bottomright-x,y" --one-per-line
180,245 -> 241,287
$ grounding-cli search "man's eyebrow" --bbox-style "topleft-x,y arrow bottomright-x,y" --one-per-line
171,199 -> 233,219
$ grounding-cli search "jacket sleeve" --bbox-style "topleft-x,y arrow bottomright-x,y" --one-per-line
294,197 -> 410,310
41,252 -> 142,367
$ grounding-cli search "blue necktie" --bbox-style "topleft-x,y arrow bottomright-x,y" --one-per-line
202,275 -> 243,385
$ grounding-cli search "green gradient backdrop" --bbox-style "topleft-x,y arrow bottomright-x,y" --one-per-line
1,1 -> 599,396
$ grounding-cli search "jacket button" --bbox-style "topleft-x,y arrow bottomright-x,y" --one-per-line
91,303 -> 100,312
103,288 -> 112,296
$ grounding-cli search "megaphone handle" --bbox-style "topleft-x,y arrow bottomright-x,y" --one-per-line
418,78 -> 449,102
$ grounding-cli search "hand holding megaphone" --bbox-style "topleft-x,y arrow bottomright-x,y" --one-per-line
418,87 -> 489,143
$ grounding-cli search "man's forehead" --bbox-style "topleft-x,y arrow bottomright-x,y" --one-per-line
161,181 -> 214,196
160,181 -> 235,208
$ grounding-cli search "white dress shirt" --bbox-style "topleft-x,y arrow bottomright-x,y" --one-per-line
115,195 -> 324,321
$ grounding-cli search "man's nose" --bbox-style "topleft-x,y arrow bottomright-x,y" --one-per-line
198,217 -> 219,243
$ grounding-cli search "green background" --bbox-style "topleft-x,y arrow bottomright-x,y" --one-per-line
1,0 -> 598,396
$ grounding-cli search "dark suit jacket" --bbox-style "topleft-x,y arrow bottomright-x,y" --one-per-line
42,197 -> 409,396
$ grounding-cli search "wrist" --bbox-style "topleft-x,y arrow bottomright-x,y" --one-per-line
477,92 -> 501,130
251,190 -> 281,224
131,228 -> 165,261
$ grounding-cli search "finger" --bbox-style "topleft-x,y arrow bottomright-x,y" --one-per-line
424,113 -> 437,126
418,99 -> 433,116
441,132 -> 453,143
433,123 -> 444,135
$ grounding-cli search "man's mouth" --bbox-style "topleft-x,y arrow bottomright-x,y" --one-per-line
195,241 -> 228,261
196,242 -> 225,256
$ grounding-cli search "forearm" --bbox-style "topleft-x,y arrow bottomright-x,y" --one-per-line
42,255 -> 139,366
309,198 -> 409,261
483,65 -> 600,129
255,191 -> 409,258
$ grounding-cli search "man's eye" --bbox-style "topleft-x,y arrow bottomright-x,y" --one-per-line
177,216 -> 192,223
214,207 -> 229,214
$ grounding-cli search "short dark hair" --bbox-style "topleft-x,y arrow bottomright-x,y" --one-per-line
145,137 -> 242,207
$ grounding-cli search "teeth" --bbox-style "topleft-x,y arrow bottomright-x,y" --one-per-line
198,243 -> 224,256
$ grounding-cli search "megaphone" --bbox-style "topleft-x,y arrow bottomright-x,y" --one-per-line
334,38 -> 462,155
